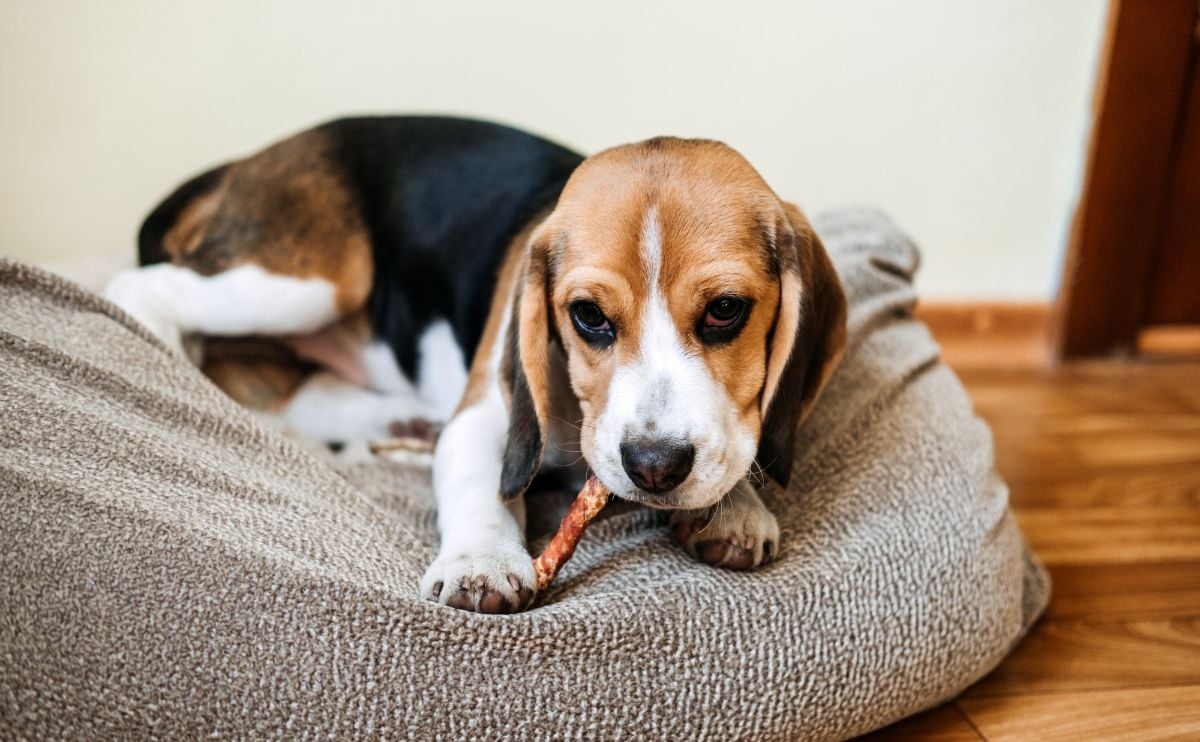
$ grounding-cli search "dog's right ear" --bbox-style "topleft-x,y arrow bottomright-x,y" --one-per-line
137,164 -> 230,266
499,225 -> 556,501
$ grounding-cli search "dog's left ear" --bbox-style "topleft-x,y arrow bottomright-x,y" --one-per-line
757,203 -> 848,487
499,226 -> 556,500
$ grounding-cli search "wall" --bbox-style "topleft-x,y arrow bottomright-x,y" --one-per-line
0,0 -> 1107,299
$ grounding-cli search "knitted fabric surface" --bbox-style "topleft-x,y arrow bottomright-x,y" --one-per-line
0,207 -> 1048,740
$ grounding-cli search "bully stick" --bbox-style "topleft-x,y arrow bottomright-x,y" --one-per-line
532,476 -> 610,592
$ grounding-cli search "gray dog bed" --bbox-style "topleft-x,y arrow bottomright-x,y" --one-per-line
0,208 -> 1047,740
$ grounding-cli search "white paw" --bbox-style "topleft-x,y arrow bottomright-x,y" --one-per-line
420,542 -> 537,614
670,481 -> 781,570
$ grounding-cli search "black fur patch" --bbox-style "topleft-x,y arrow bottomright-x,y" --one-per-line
757,239 -> 845,487
324,117 -> 583,380
137,164 -> 229,266
499,298 -> 543,500
139,116 -> 584,386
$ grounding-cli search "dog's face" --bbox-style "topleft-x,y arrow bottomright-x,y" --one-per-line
500,138 -> 846,510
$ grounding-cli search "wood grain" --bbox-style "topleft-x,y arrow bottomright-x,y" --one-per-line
1046,562 -> 1200,622
857,704 -> 982,741
1069,428 -> 1200,468
1003,464 -> 1200,508
1015,508 -> 1200,565
960,686 -> 1200,742
964,617 -> 1200,697
966,372 -> 1190,420
860,359 -> 1200,739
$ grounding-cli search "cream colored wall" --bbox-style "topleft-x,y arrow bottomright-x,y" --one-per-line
0,0 -> 1106,299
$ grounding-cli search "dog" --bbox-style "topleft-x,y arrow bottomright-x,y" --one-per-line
106,116 -> 847,614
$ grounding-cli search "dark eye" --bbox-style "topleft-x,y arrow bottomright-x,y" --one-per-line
569,300 -> 615,348
698,296 -> 750,344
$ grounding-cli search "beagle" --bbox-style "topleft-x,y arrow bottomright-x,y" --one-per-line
106,116 -> 847,614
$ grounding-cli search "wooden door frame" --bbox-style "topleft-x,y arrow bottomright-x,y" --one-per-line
1054,0 -> 1199,358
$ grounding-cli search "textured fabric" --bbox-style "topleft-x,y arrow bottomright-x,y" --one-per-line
0,208 -> 1048,740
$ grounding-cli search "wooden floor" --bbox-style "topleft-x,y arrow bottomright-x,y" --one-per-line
862,357 -> 1200,741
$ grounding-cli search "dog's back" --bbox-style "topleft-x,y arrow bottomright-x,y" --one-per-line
137,116 -> 583,371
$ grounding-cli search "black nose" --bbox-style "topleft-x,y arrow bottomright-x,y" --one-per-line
619,438 -> 695,494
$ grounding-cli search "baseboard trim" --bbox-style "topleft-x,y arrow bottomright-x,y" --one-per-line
1138,325 -> 1200,357
914,302 -> 1053,370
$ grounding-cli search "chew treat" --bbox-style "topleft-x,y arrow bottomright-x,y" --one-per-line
533,476 -> 610,591
368,436 -> 436,456
369,419 -> 444,457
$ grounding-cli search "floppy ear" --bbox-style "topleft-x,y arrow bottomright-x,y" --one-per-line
757,203 -> 848,487
499,226 -> 556,500
137,164 -> 230,266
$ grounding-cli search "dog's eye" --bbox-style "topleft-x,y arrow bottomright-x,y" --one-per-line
699,296 -> 750,344
569,300 -> 615,348
705,297 -> 744,327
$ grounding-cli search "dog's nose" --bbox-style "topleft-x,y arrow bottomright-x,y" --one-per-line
619,438 -> 695,494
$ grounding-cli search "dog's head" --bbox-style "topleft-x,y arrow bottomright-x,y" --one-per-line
501,137 -> 846,509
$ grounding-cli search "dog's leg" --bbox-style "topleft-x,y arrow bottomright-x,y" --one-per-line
670,480 -> 780,569
419,378 -> 537,613
285,318 -> 467,421
279,371 -> 439,443
105,263 -> 340,352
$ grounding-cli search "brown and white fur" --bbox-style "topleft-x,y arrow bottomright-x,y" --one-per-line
106,118 -> 846,614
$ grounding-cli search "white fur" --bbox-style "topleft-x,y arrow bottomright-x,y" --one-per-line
281,371 -> 435,442
106,264 -> 473,445
344,325 -> 466,421
306,326 -> 464,440
420,294 -> 537,608
641,205 -> 664,285
359,340 -> 414,395
416,319 -> 469,420
590,207 -> 757,509
105,264 -> 338,350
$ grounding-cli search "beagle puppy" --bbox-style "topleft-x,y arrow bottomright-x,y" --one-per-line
106,116 -> 847,614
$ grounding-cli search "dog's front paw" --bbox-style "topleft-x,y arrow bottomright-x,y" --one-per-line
420,544 -> 537,614
670,482 -> 780,570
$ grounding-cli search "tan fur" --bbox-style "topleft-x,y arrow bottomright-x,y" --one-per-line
762,274 -> 801,416
200,338 -> 310,410
457,210 -> 550,413
765,203 -> 847,425
532,138 -> 789,433
515,230 -> 555,427
170,130 -> 842,488
201,314 -> 381,413
161,129 -> 374,314
164,178 -> 230,260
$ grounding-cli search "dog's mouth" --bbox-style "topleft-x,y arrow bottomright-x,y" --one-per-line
597,474 -> 728,511
615,488 -> 687,510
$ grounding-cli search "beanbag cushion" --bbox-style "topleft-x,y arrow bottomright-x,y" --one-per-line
0,208 -> 1048,740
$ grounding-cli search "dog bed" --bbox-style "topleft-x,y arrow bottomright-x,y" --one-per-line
0,207 -> 1048,740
